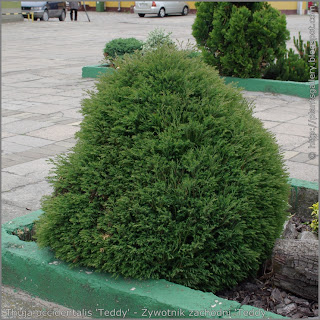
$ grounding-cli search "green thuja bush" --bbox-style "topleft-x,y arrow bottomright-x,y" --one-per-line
263,48 -> 310,82
103,38 -> 143,59
142,28 -> 175,53
264,32 -> 318,82
36,46 -> 289,292
192,2 -> 290,78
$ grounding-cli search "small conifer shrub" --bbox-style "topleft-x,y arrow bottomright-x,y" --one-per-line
36,46 -> 289,292
192,2 -> 290,78
103,38 -> 143,59
264,32 -> 318,82
142,28 -> 175,53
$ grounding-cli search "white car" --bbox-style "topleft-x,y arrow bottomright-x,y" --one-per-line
134,1 -> 189,18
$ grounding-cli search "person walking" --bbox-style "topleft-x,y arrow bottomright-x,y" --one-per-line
69,1 -> 80,21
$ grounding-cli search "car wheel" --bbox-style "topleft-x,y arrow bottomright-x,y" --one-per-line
182,6 -> 189,16
138,13 -> 145,17
158,8 -> 165,18
41,10 -> 49,21
59,10 -> 66,21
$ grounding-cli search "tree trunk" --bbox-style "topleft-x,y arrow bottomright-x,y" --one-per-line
272,239 -> 318,301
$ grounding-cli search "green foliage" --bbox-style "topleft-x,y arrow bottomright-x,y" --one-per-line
142,28 -> 175,53
192,2 -> 289,78
310,202 -> 319,234
264,32 -> 318,82
103,38 -> 143,59
263,49 -> 310,82
36,46 -> 289,293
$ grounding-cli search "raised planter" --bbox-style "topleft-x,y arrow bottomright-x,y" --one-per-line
2,211 -> 282,319
82,63 -> 116,78
223,77 -> 318,99
81,64 -> 318,99
288,178 -> 318,220
3,177 -> 316,318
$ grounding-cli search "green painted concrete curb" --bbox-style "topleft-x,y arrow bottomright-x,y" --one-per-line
288,178 -> 319,191
82,64 -> 116,78
2,210 -> 283,319
81,64 -> 318,99
223,77 -> 318,99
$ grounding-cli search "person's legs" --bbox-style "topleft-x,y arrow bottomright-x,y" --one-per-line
70,9 -> 74,21
74,9 -> 78,21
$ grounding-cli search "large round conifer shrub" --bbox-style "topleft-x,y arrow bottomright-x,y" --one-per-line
36,46 -> 289,292
192,2 -> 290,78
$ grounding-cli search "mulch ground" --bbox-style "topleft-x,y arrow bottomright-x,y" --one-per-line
217,215 -> 318,318
217,278 -> 318,318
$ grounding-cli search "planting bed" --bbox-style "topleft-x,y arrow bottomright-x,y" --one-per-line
81,64 -> 318,99
218,215 -> 318,319
2,211 -> 282,319
3,178 -> 318,318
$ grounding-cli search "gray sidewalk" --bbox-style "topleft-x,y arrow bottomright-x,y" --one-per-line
1,12 -> 319,315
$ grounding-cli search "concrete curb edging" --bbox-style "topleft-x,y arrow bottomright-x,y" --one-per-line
81,64 -> 318,98
4,176 -> 316,318
82,64 -> 116,78
223,77 -> 318,99
288,178 -> 319,220
2,210 -> 283,319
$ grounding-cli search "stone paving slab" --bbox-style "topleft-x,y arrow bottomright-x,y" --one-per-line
2,120 -> 54,135
3,136 -> 55,148
2,286 -> 76,319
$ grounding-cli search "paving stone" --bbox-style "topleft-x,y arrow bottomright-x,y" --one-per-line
3,135 -> 55,148
2,117 -> 20,124
55,141 -> 76,148
67,121 -> 82,126
25,113 -> 65,122
63,137 -> 78,144
285,161 -> 319,182
288,116 -> 312,126
2,132 -> 16,138
2,181 -> 53,215
29,144 -> 69,156
2,286 -> 78,319
1,159 -> 16,169
1,171 -> 38,193
27,124 -> 79,141
2,120 -> 54,135
289,152 -> 313,164
2,110 -> 22,117
293,142 -> 319,154
52,118 -> 80,125
270,123 -> 310,138
62,108 -> 83,119
14,150 -> 48,160
1,103 -> 28,111
273,134 -> 308,151
3,158 -> 54,178
306,157 -> 319,166
1,205 -> 29,224
254,109 -> 300,122
2,153 -> 40,166
2,141 -> 34,155
25,103 -> 75,115
283,150 -> 300,160
261,121 -> 281,130
277,106 -> 312,117
9,112 -> 35,119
